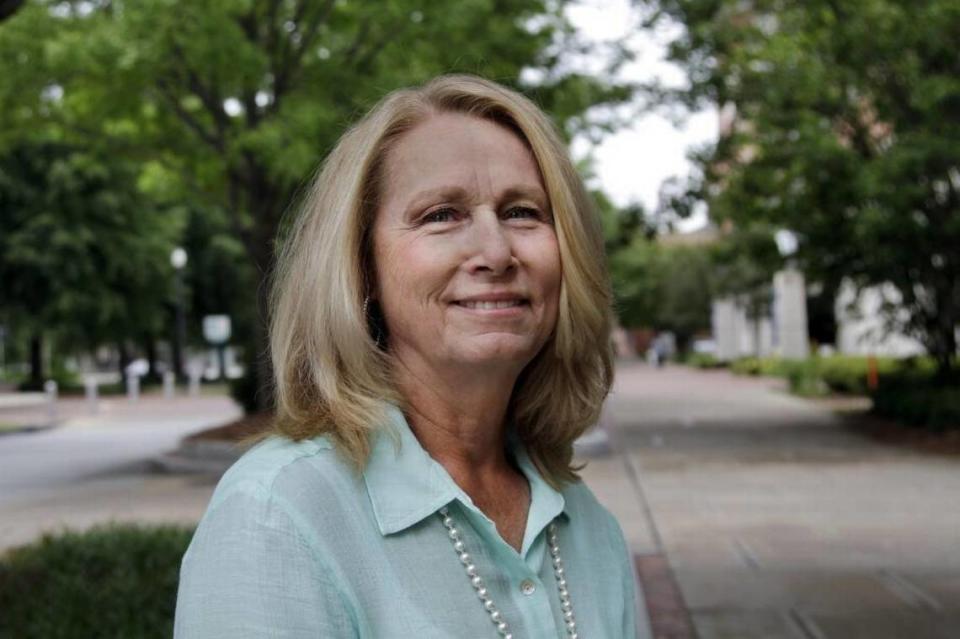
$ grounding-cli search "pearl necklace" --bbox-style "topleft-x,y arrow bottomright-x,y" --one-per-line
438,506 -> 580,638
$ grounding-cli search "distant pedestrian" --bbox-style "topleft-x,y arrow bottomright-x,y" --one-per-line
175,75 -> 648,638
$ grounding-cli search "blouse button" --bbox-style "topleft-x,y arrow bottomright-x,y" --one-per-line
520,579 -> 536,596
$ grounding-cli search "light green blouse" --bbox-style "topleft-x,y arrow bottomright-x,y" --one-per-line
174,404 -> 650,638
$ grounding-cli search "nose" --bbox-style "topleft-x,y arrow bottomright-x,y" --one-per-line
467,210 -> 516,276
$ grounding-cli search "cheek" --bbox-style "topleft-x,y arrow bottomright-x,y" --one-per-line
530,233 -> 563,302
373,233 -> 457,320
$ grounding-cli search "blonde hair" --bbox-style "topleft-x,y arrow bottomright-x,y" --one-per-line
267,74 -> 613,489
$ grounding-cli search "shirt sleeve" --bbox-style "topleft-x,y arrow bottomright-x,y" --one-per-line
174,483 -> 357,638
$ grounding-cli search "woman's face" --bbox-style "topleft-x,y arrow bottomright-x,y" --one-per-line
371,112 -> 561,375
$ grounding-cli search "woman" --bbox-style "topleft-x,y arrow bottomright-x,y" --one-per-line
175,75 -> 650,638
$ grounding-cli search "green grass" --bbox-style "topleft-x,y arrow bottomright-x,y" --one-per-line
0,523 -> 194,639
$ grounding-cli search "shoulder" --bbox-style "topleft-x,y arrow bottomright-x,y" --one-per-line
205,432 -> 360,518
560,479 -> 632,560
560,480 -> 623,533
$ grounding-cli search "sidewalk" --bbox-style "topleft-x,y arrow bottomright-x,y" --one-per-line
598,361 -> 960,639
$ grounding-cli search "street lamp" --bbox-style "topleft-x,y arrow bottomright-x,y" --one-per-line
170,247 -> 188,383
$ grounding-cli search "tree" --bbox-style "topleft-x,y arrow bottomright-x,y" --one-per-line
0,0 -> 636,409
646,0 -> 960,378
0,141 -> 179,387
610,237 -> 713,353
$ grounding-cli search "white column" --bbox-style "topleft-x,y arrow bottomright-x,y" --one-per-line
712,297 -> 740,361
774,268 -> 809,359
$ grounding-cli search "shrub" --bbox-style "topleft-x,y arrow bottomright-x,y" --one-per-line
817,355 -> 900,395
731,357 -> 763,375
872,379 -> 960,432
782,358 -> 827,397
731,357 -> 789,377
0,523 -> 193,639
684,352 -> 725,369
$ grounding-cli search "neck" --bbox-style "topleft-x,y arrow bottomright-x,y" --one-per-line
390,350 -> 522,481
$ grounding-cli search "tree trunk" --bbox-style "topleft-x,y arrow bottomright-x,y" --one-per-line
144,333 -> 160,384
27,332 -> 43,389
931,325 -> 957,382
117,339 -> 131,379
930,279 -> 958,382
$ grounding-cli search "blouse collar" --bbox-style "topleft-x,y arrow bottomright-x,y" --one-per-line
362,403 -> 568,548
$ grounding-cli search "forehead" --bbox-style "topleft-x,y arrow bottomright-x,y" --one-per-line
380,112 -> 546,205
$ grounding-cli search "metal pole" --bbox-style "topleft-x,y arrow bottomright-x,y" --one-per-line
173,269 -> 187,383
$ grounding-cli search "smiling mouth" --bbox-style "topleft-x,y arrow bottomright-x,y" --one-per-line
454,299 -> 528,310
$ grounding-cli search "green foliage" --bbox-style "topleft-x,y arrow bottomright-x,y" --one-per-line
729,356 -> 788,377
0,141 -> 180,350
0,523 -> 193,639
0,0 -> 638,410
872,379 -> 960,432
782,358 -> 827,397
708,225 -> 782,325
683,352 -> 724,368
647,0 -> 960,377
728,354 -> 949,404
610,238 -> 713,351
816,356 -> 898,395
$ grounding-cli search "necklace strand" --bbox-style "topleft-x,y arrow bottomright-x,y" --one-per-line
438,506 -> 580,638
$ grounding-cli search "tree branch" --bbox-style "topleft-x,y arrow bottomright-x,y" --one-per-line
155,80 -> 225,153
0,0 -> 25,22
169,42 -> 230,138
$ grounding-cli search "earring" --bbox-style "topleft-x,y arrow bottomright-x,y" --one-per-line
362,295 -> 370,318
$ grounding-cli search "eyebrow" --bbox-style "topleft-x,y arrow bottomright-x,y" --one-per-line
403,184 -> 550,219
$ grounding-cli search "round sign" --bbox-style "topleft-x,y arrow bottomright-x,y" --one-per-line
202,315 -> 232,344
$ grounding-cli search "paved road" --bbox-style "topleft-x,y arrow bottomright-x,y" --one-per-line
596,361 -> 960,639
0,394 -> 239,551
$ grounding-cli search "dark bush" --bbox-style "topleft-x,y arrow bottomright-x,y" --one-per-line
0,523 -> 193,639
872,380 -> 960,432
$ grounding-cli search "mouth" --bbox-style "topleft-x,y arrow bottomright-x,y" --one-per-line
454,299 -> 529,310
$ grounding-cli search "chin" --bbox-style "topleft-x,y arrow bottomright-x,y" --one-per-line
452,336 -> 543,369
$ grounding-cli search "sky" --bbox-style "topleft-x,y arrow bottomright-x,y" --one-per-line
565,0 -> 718,232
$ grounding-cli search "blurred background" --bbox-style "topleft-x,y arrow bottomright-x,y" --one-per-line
0,0 -> 957,637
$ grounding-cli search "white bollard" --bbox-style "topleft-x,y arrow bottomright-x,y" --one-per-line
187,367 -> 202,397
44,379 -> 58,425
84,376 -> 99,414
163,370 -> 176,398
126,372 -> 140,402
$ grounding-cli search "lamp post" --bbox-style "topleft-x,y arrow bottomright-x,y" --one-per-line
170,247 -> 188,383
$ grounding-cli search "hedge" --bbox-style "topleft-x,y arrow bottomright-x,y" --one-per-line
872,380 -> 960,432
0,523 -> 193,638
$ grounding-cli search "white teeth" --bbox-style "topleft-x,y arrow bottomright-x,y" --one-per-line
459,300 -> 524,310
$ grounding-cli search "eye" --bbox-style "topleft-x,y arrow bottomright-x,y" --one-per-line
504,206 -> 541,220
422,207 -> 458,224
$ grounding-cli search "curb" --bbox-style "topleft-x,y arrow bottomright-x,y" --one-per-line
0,423 -> 57,437
151,439 -> 244,475
635,553 -> 697,639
